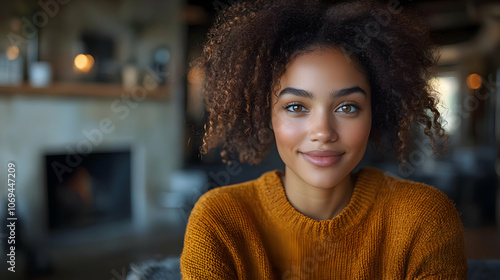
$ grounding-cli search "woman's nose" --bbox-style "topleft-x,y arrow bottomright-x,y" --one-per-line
308,111 -> 338,143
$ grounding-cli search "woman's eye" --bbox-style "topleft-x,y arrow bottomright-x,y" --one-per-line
337,105 -> 357,113
285,104 -> 306,112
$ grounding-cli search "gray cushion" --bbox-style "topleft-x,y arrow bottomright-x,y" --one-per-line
127,257 -> 181,280
467,259 -> 500,280
127,257 -> 500,279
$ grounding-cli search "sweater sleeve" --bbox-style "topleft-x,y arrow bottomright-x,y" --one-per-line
180,191 -> 238,280
405,188 -> 468,279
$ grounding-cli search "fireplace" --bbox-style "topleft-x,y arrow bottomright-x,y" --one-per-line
44,149 -> 132,234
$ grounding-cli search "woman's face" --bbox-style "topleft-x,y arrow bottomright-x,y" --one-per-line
271,48 -> 372,189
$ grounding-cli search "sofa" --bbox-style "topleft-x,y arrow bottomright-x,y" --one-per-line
126,257 -> 500,280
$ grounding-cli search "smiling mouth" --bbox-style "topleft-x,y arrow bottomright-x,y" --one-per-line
300,151 -> 344,167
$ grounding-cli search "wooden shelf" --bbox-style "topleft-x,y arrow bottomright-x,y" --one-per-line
0,82 -> 170,100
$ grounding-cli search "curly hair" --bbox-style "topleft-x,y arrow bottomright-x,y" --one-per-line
198,0 -> 446,164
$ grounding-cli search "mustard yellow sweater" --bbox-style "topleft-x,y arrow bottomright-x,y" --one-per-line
180,168 -> 467,279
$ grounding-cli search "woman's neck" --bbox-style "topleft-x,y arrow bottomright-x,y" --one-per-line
281,166 -> 354,221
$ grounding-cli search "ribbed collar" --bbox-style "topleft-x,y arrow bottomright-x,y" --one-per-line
258,167 -> 383,238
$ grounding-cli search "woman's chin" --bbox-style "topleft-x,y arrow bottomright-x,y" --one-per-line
301,175 -> 345,190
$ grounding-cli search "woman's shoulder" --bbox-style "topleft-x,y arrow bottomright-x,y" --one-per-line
197,172 -> 269,202
359,167 -> 460,219
190,170 -> 279,216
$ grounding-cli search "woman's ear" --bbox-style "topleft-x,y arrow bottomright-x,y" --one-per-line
269,120 -> 273,130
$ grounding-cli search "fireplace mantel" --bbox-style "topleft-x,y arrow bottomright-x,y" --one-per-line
0,82 -> 169,100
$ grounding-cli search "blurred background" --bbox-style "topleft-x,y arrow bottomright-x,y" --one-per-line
0,0 -> 499,279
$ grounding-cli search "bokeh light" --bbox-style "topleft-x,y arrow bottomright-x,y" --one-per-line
74,54 -> 95,73
6,46 -> 20,60
466,73 -> 482,90
187,66 -> 203,85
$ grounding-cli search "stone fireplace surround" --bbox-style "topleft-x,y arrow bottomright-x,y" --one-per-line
0,93 -> 184,274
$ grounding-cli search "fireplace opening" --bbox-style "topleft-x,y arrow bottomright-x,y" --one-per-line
44,149 -> 132,234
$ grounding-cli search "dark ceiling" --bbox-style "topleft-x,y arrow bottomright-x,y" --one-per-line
187,0 -> 500,46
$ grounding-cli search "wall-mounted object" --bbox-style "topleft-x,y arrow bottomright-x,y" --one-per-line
80,33 -> 117,83
122,64 -> 139,91
151,46 -> 170,84
0,51 -> 23,86
29,61 -> 52,87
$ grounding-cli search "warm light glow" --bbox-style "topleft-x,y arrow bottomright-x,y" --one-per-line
431,75 -> 459,133
187,66 -> 203,85
74,54 -> 87,69
6,46 -> 19,60
74,54 -> 95,73
466,73 -> 482,90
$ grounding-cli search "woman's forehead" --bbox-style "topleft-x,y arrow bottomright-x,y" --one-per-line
275,49 -> 370,97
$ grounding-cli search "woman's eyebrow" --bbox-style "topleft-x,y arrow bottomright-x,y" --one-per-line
278,86 -> 366,99
332,86 -> 366,98
278,87 -> 313,99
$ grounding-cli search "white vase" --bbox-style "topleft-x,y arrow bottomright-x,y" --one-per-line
29,62 -> 52,87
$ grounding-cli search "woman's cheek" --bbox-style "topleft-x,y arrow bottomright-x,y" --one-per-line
340,118 -> 371,147
274,118 -> 305,140
272,118 -> 301,152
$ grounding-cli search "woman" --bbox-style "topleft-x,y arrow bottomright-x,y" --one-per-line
180,0 -> 467,279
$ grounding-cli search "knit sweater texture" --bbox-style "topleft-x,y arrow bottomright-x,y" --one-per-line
180,167 -> 467,279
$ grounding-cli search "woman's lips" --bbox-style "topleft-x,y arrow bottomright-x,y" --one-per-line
300,150 -> 344,167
